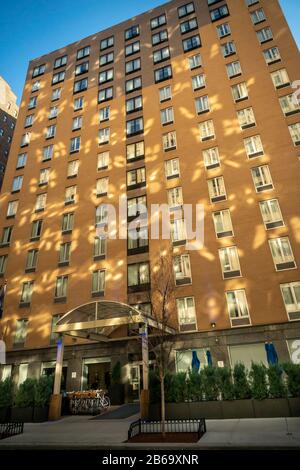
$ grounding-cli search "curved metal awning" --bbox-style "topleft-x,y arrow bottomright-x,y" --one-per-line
53,300 -> 176,342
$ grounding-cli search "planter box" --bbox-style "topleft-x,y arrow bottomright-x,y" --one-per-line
288,397 -> 300,417
11,407 -> 34,423
221,400 -> 254,419
0,407 -> 11,424
166,403 -> 190,420
253,398 -> 290,418
33,407 -> 49,422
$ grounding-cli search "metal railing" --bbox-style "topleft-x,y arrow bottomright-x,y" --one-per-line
128,418 -> 206,440
0,422 -> 24,440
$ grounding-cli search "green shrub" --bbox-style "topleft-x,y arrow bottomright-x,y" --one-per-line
283,363 -> 300,397
172,373 -> 188,403
14,378 -> 36,407
249,363 -> 268,400
267,364 -> 286,398
216,367 -> 235,401
201,366 -> 219,401
188,371 -> 203,402
35,376 -> 53,407
0,378 -> 13,408
233,363 -> 251,399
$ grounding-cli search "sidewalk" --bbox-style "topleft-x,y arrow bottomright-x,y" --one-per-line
0,416 -> 299,449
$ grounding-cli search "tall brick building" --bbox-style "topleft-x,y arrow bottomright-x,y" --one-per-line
0,0 -> 300,395
0,77 -> 18,189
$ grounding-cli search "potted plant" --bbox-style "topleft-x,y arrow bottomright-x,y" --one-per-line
283,363 -> 300,416
11,378 -> 36,422
0,378 -> 13,423
34,375 -> 53,422
109,361 -> 125,406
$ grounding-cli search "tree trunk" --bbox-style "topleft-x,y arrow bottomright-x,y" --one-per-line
160,374 -> 166,437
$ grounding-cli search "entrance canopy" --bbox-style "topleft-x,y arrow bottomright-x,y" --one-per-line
54,301 -> 176,342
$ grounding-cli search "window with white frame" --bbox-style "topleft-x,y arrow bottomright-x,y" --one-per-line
271,68 -> 290,89
126,141 -> 144,161
165,158 -> 180,179
1,227 -> 13,245
244,135 -> 264,158
51,88 -> 61,101
251,8 -> 266,25
192,73 -> 205,91
173,254 -> 192,285
49,106 -> 58,119
70,136 -> 81,153
263,46 -> 281,65
72,116 -> 82,130
226,60 -> 242,79
99,127 -> 110,145
159,85 -> 172,102
256,26 -> 273,44
99,106 -> 110,122
127,195 -> 147,219
0,255 -> 7,275
20,282 -> 34,304
231,82 -> 248,102
24,114 -> 34,127
95,205 -> 109,225
31,220 -> 42,239
67,160 -> 79,178
12,175 -> 23,192
26,249 -> 38,271
203,147 -> 220,169
217,22 -> 231,38
17,153 -> 27,169
171,218 -> 187,244
168,187 -> 183,209
46,125 -> 56,139
279,94 -> 300,116
208,176 -> 226,203
226,290 -> 250,326
288,123 -> 300,146
259,199 -> 284,229
163,131 -> 177,150
195,95 -> 210,114
199,120 -> 215,141
176,297 -> 197,330
213,209 -> 233,238
92,270 -> 106,294
7,200 -> 18,217
59,242 -> 71,264
21,133 -> 30,147
127,167 -> 146,188
161,107 -> 174,125
74,96 -> 84,111
43,145 -> 53,161
62,213 -> 74,233
219,246 -> 241,278
97,151 -> 109,170
96,177 -> 109,196
35,193 -> 47,211
269,237 -> 296,271
221,41 -> 236,58
188,54 -> 202,70
55,275 -> 68,299
251,165 -> 273,192
14,319 -> 29,345
280,282 -> 300,320
237,107 -> 256,129
39,168 -> 50,185
94,236 -> 106,258
65,186 -> 76,204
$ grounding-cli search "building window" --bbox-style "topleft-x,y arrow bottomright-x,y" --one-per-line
195,95 -> 210,114
98,127 -> 110,145
67,160 -> 79,178
126,76 -> 142,94
100,35 -> 114,50
208,176 -> 227,203
96,177 -> 109,196
271,68 -> 290,89
288,123 -> 300,146
20,282 -> 34,305
31,220 -> 43,240
151,13 -> 167,29
269,237 -> 296,271
165,158 -> 180,179
161,107 -> 174,125
210,5 -> 229,22
94,236 -> 106,259
25,249 -> 38,271
127,195 -> 147,219
72,116 -> 82,131
250,8 -> 266,25
176,297 -> 197,331
95,205 -> 108,225
97,151 -> 109,170
55,276 -> 68,300
126,141 -> 144,162
259,199 -> 284,230
188,54 -> 202,69
49,106 -> 58,119
125,25 -> 140,41
217,22 -> 231,38
24,114 -> 34,128
98,87 -> 113,103
54,55 -> 67,69
226,60 -> 242,79
154,65 -> 172,83
126,117 -> 144,137
168,187 -> 183,209
99,68 -> 114,84
245,0 -> 259,5
237,107 -> 256,129
178,2 -> 195,19
180,17 -> 198,34
219,246 -> 241,279
126,96 -> 143,114
13,319 -> 28,347
0,255 -> 7,276
99,106 -> 110,122
199,120 -> 215,141
12,175 -> 23,192
46,124 -> 56,139
257,27 -> 273,44
39,168 -> 50,186
35,193 -> 47,212
73,78 -> 88,93
125,58 -> 141,74
65,185 -> 77,204
203,147 -> 220,170
159,85 -> 172,102
43,145 -> 53,161
171,219 -> 187,245
7,200 -> 18,218
153,46 -> 170,64
221,41 -> 236,57
75,61 -> 89,76
279,94 -> 300,116
173,254 -> 192,285
62,213 -> 74,233
251,165 -> 273,192
182,34 -> 201,52
21,133 -> 30,146
70,136 -> 81,153
92,270 -> 106,296
52,71 -> 65,85
52,88 -> 61,101
32,64 -> 45,78
192,73 -> 206,91
213,209 -> 233,238
127,262 -> 150,292
99,52 -> 114,66
231,82 -> 248,102
280,282 -> 300,321
163,130 -> 177,151
59,242 -> 71,265
125,41 -> 140,57
127,167 -> 146,190
74,96 -> 84,110
77,46 -> 90,60
1,227 -> 13,246
244,135 -> 264,158
263,46 -> 281,65
128,227 -> 149,254
226,290 -> 250,327
152,29 -> 168,46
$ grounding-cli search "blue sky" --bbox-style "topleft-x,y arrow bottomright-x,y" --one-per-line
1,0 -> 299,103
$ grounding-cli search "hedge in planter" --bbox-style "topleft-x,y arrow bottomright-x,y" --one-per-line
233,363 -> 251,400
0,378 -> 13,423
11,378 -> 36,423
34,376 -> 53,422
283,363 -> 300,397
249,363 -> 268,400
216,367 -> 235,401
267,364 -> 286,398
